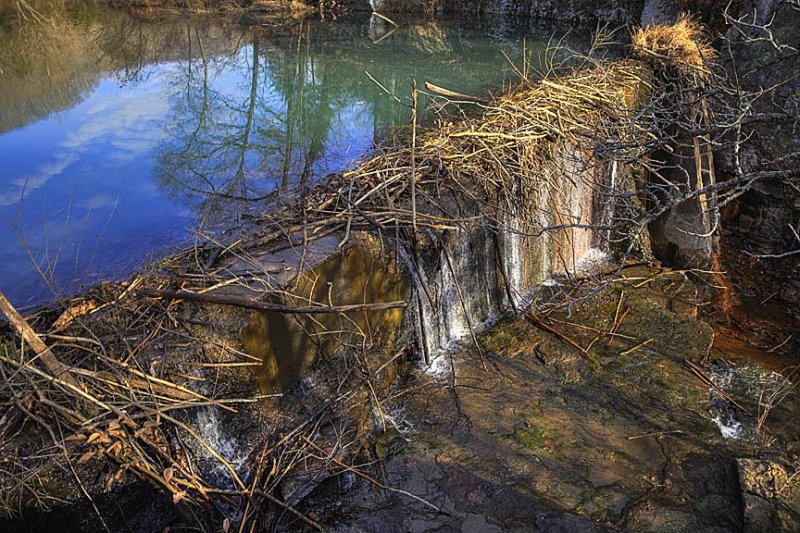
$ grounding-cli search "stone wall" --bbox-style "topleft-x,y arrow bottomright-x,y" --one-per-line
341,0 -> 645,22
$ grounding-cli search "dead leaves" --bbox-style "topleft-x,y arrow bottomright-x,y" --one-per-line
77,451 -> 96,464
106,440 -> 123,457
103,466 -> 127,491
86,431 -> 112,445
71,416 -> 145,469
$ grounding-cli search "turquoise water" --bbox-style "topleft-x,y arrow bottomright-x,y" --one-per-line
0,5 -> 583,308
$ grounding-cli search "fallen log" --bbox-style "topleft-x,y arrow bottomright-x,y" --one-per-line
139,289 -> 407,314
0,291 -> 80,388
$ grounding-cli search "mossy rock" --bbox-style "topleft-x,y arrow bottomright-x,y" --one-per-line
479,316 -> 538,358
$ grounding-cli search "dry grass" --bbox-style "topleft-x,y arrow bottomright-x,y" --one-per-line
232,59 -> 649,261
632,14 -> 716,80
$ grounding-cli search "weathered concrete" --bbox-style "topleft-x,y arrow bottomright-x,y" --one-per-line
240,234 -> 407,393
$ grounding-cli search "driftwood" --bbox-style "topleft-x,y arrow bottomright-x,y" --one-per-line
139,289 -> 407,314
0,291 -> 79,388
424,81 -> 488,103
0,290 -> 82,441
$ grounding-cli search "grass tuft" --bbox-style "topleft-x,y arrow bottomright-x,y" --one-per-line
632,14 -> 716,79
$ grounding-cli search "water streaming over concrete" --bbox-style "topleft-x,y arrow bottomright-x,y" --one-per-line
411,150 -> 621,373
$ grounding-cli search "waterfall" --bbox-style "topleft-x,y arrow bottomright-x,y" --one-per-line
194,407 -> 250,487
502,214 -> 525,306
408,147 -> 622,373
410,222 -> 526,374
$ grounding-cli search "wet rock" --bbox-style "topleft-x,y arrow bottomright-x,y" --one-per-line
737,459 -> 800,533
461,513 -> 503,532
742,493 -> 776,532
301,269 -> 757,531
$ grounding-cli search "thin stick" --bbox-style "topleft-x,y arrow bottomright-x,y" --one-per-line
411,79 -> 418,239
619,338 -> 654,356
628,430 -> 685,440
525,313 -> 586,353
371,11 -> 398,27
684,359 -> 753,417
424,81 -> 488,103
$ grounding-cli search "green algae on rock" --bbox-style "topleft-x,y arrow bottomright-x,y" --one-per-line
298,268 -> 798,531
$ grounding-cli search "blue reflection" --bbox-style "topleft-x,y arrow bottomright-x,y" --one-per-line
0,9 -> 581,308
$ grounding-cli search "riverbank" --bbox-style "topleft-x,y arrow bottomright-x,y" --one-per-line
91,0 -> 313,17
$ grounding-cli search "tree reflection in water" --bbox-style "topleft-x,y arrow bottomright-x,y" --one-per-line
151,16 -> 555,226
155,20 -> 348,227
0,2 -> 581,306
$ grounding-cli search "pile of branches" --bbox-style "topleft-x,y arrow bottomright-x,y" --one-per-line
198,55 -> 649,283
0,268 -> 432,531
202,18 -> 754,288
0,283 -> 248,524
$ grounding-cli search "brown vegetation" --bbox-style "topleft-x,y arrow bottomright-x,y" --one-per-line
2,14 -> 794,531
632,13 -> 717,79
0,47 -> 650,529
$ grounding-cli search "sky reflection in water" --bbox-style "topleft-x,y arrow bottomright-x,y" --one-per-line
0,9 -> 579,308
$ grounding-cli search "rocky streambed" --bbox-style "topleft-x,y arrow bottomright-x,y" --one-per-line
291,267 -> 800,532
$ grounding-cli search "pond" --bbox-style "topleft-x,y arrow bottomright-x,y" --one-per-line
0,2 -> 585,308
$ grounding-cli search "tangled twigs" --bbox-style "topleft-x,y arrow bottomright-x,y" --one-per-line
139,288 -> 407,314
3,18 -> 794,529
0,284 -> 254,522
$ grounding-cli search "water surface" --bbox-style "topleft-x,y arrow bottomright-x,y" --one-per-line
0,4 -> 584,308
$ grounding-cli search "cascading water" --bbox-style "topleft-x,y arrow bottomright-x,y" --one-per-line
411,217 -> 552,373
410,226 -> 507,373
502,214 -> 525,306
410,148 -> 622,373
